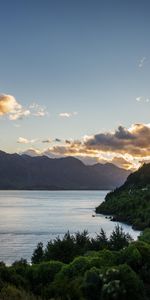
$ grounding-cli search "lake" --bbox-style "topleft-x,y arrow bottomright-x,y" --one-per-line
0,190 -> 140,265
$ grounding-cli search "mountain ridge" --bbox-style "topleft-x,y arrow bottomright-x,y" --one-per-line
0,150 -> 130,190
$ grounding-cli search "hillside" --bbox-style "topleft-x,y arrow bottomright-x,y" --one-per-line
0,150 -> 130,190
96,163 -> 150,229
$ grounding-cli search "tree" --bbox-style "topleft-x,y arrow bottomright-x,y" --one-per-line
109,225 -> 132,250
44,231 -> 76,263
75,230 -> 90,253
31,242 -> 44,264
97,228 -> 108,248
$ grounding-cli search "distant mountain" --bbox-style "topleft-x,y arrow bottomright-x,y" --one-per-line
96,163 -> 150,229
0,150 -> 130,190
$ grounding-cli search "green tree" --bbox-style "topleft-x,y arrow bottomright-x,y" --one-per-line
109,225 -> 132,250
31,242 -> 44,264
91,228 -> 108,250
75,230 -> 90,254
44,231 -> 76,263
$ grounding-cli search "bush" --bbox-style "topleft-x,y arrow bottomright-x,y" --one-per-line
139,228 -> 150,244
101,264 -> 146,300
82,267 -> 102,300
118,244 -> 142,270
0,285 -> 22,300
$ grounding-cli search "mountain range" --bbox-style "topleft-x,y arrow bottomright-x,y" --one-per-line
0,150 -> 130,190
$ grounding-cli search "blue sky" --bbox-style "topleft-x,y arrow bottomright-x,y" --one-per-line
0,0 -> 150,168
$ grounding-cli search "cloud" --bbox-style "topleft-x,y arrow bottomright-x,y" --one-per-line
0,94 -> 48,121
59,112 -> 78,118
65,140 -> 71,144
22,148 -> 63,159
20,123 -> 150,170
84,124 -> 150,156
138,56 -> 146,68
9,109 -> 30,120
45,123 -> 150,168
0,94 -> 21,115
17,137 -> 37,144
136,96 -> 150,103
22,148 -> 42,157
115,125 -> 135,140
22,145 -> 134,170
0,94 -> 30,120
29,103 -> 48,117
76,156 -> 99,165
110,157 -> 134,170
42,139 -> 52,143
136,96 -> 142,102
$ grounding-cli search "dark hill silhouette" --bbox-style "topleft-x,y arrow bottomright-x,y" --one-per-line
123,162 -> 150,188
96,162 -> 150,229
0,151 -> 130,190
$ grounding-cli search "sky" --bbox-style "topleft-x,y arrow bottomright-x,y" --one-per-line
1,0 -> 150,169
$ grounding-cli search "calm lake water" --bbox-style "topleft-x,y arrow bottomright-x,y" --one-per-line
0,190 -> 140,265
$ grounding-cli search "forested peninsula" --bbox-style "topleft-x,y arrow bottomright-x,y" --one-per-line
96,163 -> 150,230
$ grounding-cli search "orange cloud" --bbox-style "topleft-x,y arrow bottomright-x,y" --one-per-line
21,123 -> 150,170
0,94 -> 30,120
0,94 -> 21,115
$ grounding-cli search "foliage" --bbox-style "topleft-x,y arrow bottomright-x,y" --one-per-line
139,228 -> 150,244
0,228 -> 150,299
31,242 -> 44,264
101,264 -> 145,300
109,225 -> 132,250
32,226 -> 131,264
96,187 -> 150,230
96,163 -> 150,230
91,228 -> 108,250
81,267 -> 102,300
